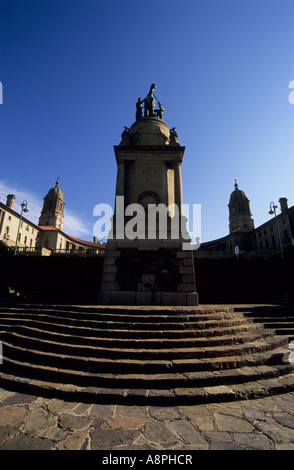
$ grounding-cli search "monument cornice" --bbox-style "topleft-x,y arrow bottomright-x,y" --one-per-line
114,145 -> 186,162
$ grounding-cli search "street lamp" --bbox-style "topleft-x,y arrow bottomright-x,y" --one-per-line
14,200 -> 29,256
269,202 -> 283,260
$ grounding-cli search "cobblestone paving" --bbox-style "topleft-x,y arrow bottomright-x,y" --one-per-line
1,387 -> 294,450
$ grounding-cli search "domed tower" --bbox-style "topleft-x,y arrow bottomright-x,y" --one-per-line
38,178 -> 65,230
228,180 -> 254,233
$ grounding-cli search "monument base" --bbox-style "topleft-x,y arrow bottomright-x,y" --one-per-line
98,242 -> 199,306
98,290 -> 198,306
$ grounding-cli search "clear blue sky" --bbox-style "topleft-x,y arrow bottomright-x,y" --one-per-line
1,0 -> 294,242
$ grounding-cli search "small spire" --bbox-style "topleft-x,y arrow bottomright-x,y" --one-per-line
55,177 -> 60,187
234,179 -> 238,190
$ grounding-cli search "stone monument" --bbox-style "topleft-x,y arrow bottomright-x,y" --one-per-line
98,85 -> 199,305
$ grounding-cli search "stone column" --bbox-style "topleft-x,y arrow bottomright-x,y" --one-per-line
115,160 -> 125,197
174,162 -> 183,215
114,160 -> 125,240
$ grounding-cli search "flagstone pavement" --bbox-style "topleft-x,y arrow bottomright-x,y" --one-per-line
1,386 -> 294,451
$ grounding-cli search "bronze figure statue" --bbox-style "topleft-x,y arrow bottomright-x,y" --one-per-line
135,84 -> 164,120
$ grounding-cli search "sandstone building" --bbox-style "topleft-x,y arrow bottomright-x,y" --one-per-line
196,181 -> 294,259
0,180 -> 104,256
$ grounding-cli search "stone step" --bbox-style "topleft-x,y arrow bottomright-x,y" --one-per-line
0,317 -> 255,333
241,306 -> 294,316
0,324 -> 273,350
0,305 -> 236,320
0,316 -> 254,330
275,329 -> 294,337
242,307 -> 294,336
0,319 -> 261,340
0,304 -> 236,316
0,309 -> 251,328
244,316 -> 294,326
0,303 -> 293,405
2,353 -> 293,388
0,331 -> 287,362
1,335 -> 290,372
0,367 -> 293,405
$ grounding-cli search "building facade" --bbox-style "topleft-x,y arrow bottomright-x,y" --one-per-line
0,195 -> 39,250
196,183 -> 294,259
0,181 -> 105,256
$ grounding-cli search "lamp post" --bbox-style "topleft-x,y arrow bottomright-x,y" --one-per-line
14,200 -> 29,256
269,202 -> 283,260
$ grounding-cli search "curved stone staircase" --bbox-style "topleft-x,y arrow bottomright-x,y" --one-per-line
0,304 -> 293,405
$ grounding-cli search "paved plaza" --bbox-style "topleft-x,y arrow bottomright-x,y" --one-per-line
1,386 -> 294,451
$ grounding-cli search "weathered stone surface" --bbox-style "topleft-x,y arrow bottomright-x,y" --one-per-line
46,399 -> 77,415
0,426 -> 19,446
2,393 -> 37,405
168,419 -> 207,445
90,404 -> 114,420
149,406 -> 181,421
255,420 -> 294,443
23,408 -> 56,436
273,414 -> 294,430
56,431 -> 89,450
241,406 -> 265,421
116,405 -> 147,418
58,413 -> 93,431
214,413 -> 254,433
233,432 -> 271,450
0,434 -> 53,450
143,421 -> 177,444
2,388 -> 294,450
208,402 -> 243,418
192,415 -> 214,431
205,431 -> 231,442
89,428 -> 140,450
0,405 -> 28,427
210,441 -> 243,450
107,417 -> 150,430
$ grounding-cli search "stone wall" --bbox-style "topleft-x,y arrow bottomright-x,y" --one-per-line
0,255 -> 104,304
194,258 -> 294,304
0,255 -> 293,305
